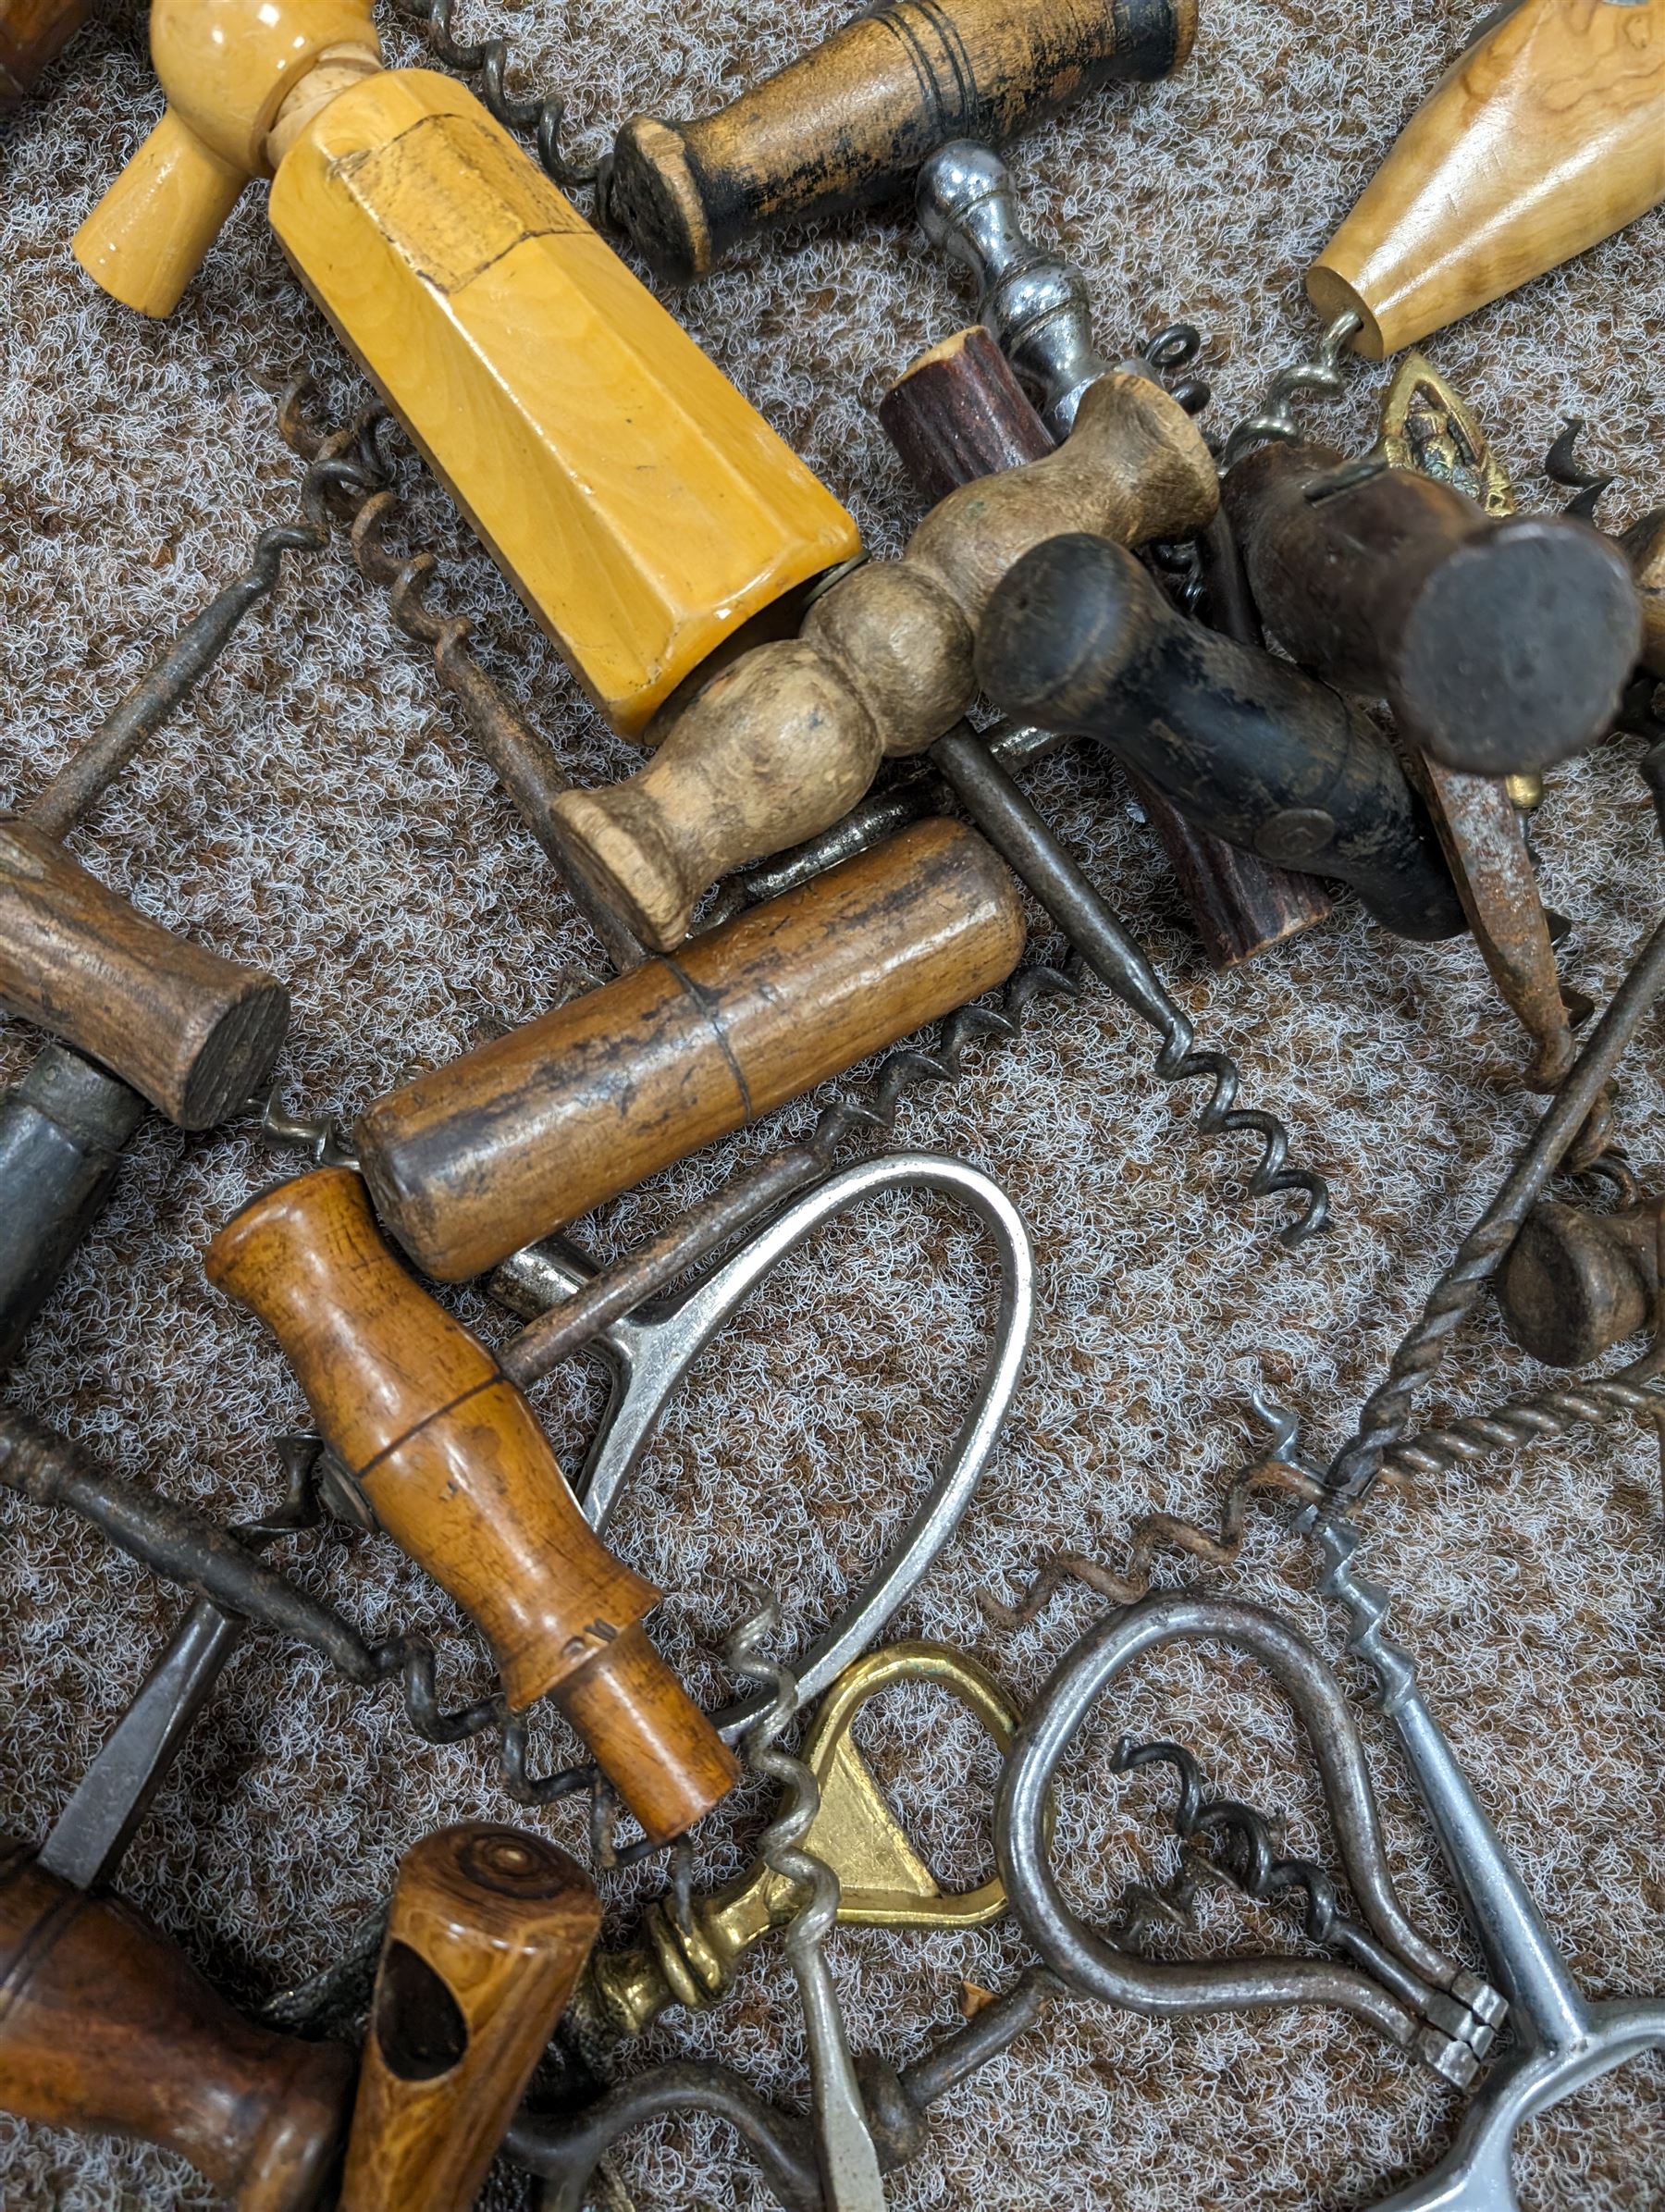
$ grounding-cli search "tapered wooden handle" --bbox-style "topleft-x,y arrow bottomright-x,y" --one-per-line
1497,1197 -> 1661,1366
0,1838 -> 354,2210
1224,439 -> 1642,774
1307,0 -> 1665,358
355,818 -> 1025,1281
606,0 -> 1196,281
204,1170 -> 738,1842
1620,508 -> 1665,677
551,370 -> 1217,949
339,1825 -> 600,2212
974,533 -> 1467,943
0,821 -> 290,1127
0,0 -> 96,103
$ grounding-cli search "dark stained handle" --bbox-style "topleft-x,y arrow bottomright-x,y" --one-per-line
0,1841 -> 355,2210
1223,439 -> 1643,776
1496,1197 -> 1661,1368
606,0 -> 1196,280
1619,507 -> 1665,679
0,0 -> 96,103
973,531 -> 1468,944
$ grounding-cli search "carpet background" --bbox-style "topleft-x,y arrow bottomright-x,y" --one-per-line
2,0 -> 1662,2205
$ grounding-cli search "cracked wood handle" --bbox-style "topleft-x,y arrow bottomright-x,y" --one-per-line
606,0 -> 1197,281
550,371 -> 1217,951
974,531 -> 1467,943
0,1838 -> 354,2210
340,1825 -> 600,2212
204,1168 -> 739,1844
1307,0 -> 1665,357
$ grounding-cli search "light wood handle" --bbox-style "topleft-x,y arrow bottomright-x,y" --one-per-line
1307,0 -> 1665,358
606,0 -> 1197,282
551,370 -> 1218,949
0,1838 -> 354,2211
354,817 -> 1026,1281
0,0 -> 98,105
339,1825 -> 600,2212
0,821 -> 290,1128
1620,508 -> 1665,676
204,1169 -> 739,1842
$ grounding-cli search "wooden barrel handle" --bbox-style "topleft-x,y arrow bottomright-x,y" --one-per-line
0,1837 -> 353,2209
973,532 -> 1467,943
339,1825 -> 600,2212
551,371 -> 1217,950
1306,0 -> 1665,358
1223,439 -> 1642,775
605,0 -> 1197,282
0,821 -> 290,1128
353,817 -> 1025,1282
1497,1195 -> 1663,1367
204,1170 -> 738,1843
1619,508 -> 1665,677
0,0 -> 96,103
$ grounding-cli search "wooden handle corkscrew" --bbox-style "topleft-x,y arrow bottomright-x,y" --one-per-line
974,533 -> 1467,943
204,1169 -> 738,1843
551,372 -> 1218,951
353,817 -> 1025,1282
0,1837 -> 354,2209
1307,0 -> 1665,358
339,1825 -> 601,2212
604,0 -> 1197,282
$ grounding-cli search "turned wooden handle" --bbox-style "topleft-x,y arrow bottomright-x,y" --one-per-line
0,821 -> 290,1128
606,0 -> 1196,281
1620,508 -> 1665,677
551,371 -> 1217,949
340,1825 -> 600,2212
1224,439 -> 1642,774
0,1838 -> 353,2210
1498,1197 -> 1661,1366
0,0 -> 96,102
1307,0 -> 1665,358
204,1170 -> 737,1842
974,533 -> 1467,943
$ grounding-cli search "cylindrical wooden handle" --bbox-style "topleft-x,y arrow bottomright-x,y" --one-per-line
551,370 -> 1218,949
974,533 -> 1467,943
605,0 -> 1196,282
1306,0 -> 1665,358
0,0 -> 96,103
339,1825 -> 601,2212
0,1837 -> 354,2209
1224,439 -> 1643,775
0,1045 -> 144,1370
0,821 -> 290,1128
1497,1197 -> 1661,1367
354,818 -> 1025,1281
204,1169 -> 737,1841
1620,508 -> 1665,677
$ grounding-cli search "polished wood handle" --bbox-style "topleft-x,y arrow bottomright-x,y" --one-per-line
354,817 -> 1025,1282
607,0 -> 1196,281
0,821 -> 290,1128
0,1838 -> 353,2210
552,371 -> 1217,949
1620,507 -> 1665,677
204,1170 -> 737,1842
340,1825 -> 600,2212
974,532 -> 1467,943
0,0 -> 97,103
1223,439 -> 1642,774
1307,0 -> 1665,358
1497,1195 -> 1663,1367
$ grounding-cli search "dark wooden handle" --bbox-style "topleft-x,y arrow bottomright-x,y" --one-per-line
1497,1197 -> 1661,1368
0,1045 -> 144,1370
1619,508 -> 1665,678
0,821 -> 290,1127
0,1838 -> 353,2209
1223,439 -> 1642,776
974,532 -> 1468,943
354,817 -> 1025,1282
340,1825 -> 600,2212
0,0 -> 96,102
204,1169 -> 739,1843
606,0 -> 1196,280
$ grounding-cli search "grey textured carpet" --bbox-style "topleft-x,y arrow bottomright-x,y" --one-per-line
2,0 -> 1662,2206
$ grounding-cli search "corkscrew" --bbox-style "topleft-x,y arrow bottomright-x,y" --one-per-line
387,0 -> 598,188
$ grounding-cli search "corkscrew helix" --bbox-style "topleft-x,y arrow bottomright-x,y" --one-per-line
1218,311 -> 1363,471
387,0 -> 598,187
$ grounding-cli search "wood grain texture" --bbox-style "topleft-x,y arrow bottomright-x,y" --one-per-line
1307,0 -> 1665,356
0,1839 -> 353,2210
1619,507 -> 1665,675
0,820 -> 290,1128
204,1170 -> 737,1841
0,0 -> 95,104
354,818 -> 1026,1281
606,0 -> 1197,280
551,369 -> 1218,948
339,1825 -> 600,2212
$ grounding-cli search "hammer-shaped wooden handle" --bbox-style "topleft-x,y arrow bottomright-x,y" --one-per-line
0,1838 -> 354,2210
551,371 -> 1218,951
204,1169 -> 739,1844
339,1825 -> 601,2212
